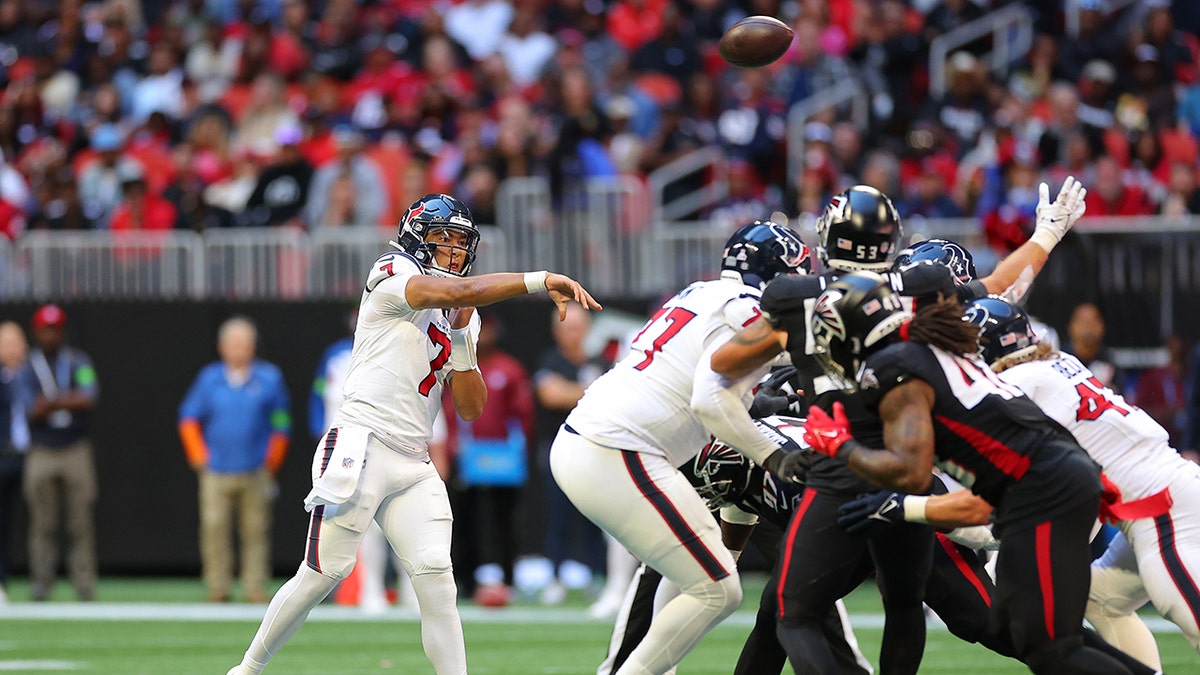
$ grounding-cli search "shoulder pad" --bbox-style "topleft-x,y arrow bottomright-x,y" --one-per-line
366,251 -> 422,292
761,275 -> 824,328
857,342 -> 930,409
893,262 -> 956,310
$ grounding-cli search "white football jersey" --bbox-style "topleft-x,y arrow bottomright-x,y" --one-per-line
332,251 -> 454,459
1000,353 -> 1179,501
565,279 -> 763,467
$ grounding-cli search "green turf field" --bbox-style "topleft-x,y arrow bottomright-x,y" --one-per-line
0,576 -> 1195,674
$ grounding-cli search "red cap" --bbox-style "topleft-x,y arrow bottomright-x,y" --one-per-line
32,304 -> 67,330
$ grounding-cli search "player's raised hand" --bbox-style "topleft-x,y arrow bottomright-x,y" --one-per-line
546,273 -> 603,318
1032,175 -> 1088,252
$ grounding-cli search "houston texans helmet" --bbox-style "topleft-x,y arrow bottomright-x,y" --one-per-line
815,186 -> 902,273
687,438 -> 755,510
810,272 -> 912,385
720,221 -> 810,290
893,238 -> 977,285
394,193 -> 480,277
962,296 -> 1038,366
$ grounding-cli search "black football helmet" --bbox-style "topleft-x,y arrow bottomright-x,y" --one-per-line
893,238 -> 977,285
810,271 -> 912,386
688,438 -> 755,510
394,193 -> 480,277
720,221 -> 810,290
962,296 -> 1038,366
815,186 -> 902,273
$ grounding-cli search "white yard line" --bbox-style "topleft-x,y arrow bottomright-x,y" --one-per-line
0,661 -> 82,670
0,603 -> 1185,634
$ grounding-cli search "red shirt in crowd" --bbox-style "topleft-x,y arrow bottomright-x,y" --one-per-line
111,193 -> 177,232
1084,185 -> 1155,217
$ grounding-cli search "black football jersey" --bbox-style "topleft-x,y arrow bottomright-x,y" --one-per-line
759,267 -> 985,495
731,465 -> 806,530
857,341 -> 1088,521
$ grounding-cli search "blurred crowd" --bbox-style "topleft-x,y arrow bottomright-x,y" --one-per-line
0,0 -> 1196,256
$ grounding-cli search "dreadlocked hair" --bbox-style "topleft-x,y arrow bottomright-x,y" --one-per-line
907,295 -> 980,355
991,341 -> 1057,373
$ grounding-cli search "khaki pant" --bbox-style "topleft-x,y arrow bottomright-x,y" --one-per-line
24,439 -> 97,599
199,468 -> 274,600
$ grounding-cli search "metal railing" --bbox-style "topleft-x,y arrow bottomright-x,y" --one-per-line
929,4 -> 1034,100
1064,0 -> 1142,40
785,79 -> 869,188
3,216 -> 1200,342
648,146 -> 729,224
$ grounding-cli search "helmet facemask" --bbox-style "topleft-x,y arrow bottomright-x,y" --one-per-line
395,194 -> 480,277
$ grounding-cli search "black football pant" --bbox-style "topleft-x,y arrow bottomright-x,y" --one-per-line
994,494 -> 1136,675
735,521 -> 870,675
775,489 -> 933,675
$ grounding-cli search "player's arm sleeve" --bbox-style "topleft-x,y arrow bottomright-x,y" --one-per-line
691,347 -> 781,467
265,368 -> 292,473
944,525 -> 1000,551
178,370 -> 211,467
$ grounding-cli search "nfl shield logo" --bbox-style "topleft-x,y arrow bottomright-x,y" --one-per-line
342,457 -> 355,469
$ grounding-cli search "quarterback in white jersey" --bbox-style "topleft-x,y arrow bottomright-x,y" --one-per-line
551,222 -> 811,675
228,194 -> 601,675
967,296 -> 1200,657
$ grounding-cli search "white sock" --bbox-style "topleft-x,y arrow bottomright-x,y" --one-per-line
240,565 -> 339,672
411,571 -> 468,675
615,574 -> 741,675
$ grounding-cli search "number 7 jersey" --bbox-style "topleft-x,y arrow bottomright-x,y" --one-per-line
331,251 -> 461,459
565,279 -> 765,467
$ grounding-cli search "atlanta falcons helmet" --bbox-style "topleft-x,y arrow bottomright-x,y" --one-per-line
893,238 -> 977,285
962,296 -> 1038,366
395,193 -> 480,277
810,272 -> 912,385
720,221 -> 810,290
687,439 -> 755,510
814,186 -> 902,273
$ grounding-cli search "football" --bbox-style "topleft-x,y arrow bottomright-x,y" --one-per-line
718,16 -> 794,69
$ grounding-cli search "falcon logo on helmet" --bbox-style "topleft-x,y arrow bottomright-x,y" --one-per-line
689,439 -> 754,510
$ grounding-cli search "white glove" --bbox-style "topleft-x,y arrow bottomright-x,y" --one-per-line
1030,175 -> 1087,253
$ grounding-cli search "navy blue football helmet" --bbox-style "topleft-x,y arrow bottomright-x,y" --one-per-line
815,186 -> 902,273
962,296 -> 1038,366
893,238 -> 977,285
720,221 -> 810,290
810,271 -> 912,385
395,194 -> 480,277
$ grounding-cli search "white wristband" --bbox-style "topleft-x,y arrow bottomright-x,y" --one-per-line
729,548 -> 743,562
1029,228 -> 1061,254
904,495 -> 930,524
524,270 -> 548,294
449,327 -> 477,371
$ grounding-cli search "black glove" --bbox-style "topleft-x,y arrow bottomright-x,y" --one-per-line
761,448 -> 809,484
749,366 -> 802,419
836,490 -> 906,536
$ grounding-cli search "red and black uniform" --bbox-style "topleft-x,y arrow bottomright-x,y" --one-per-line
761,271 -> 940,675
857,340 -> 1131,675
